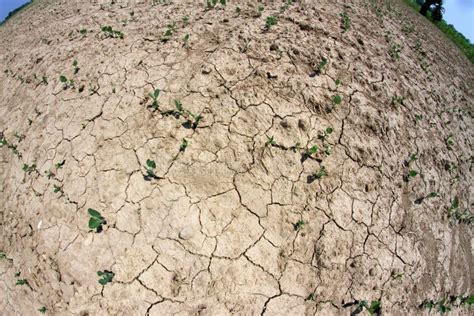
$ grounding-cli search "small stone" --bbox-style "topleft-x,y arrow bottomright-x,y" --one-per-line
280,119 -> 290,129
298,119 -> 309,131
179,227 -> 194,240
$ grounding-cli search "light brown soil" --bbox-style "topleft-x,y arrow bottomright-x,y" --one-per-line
0,0 -> 473,315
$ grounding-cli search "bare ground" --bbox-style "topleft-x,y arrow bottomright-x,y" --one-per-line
0,0 -> 473,315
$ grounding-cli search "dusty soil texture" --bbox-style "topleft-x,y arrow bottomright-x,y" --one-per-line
0,0 -> 473,315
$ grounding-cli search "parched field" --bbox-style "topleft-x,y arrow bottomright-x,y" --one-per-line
0,0 -> 472,315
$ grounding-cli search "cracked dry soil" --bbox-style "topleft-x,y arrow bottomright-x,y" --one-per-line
0,0 -> 473,315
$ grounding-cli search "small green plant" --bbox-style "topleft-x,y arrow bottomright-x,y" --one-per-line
97,270 -> 114,285
38,306 -> 47,313
55,160 -> 65,169
332,94 -> 342,105
182,15 -> 189,25
407,170 -> 418,179
415,192 -> 438,204
207,0 -> 218,8
340,12 -> 351,32
45,170 -> 55,179
0,251 -> 7,260
447,196 -> 473,225
446,134 -> 454,150
335,79 -> 341,86
22,163 -> 37,174
79,28 -> 87,37
184,110 -> 203,129
313,166 -> 327,179
16,279 -> 28,286
101,26 -> 124,39
88,208 -> 106,233
391,95 -> 405,105
420,295 -> 474,313
265,136 -> 276,146
294,219 -> 305,231
72,60 -> 80,74
265,16 -> 277,30
161,23 -> 177,43
183,34 -> 190,47
145,159 -> 157,179
59,75 -> 74,89
53,184 -> 62,193
314,57 -> 328,75
180,138 -> 189,152
306,145 -> 318,157
14,132 -> 25,142
324,144 -> 332,156
389,44 -> 402,60
235,6 -> 241,16
320,127 -> 333,140
291,142 -> 301,153
148,88 -> 161,111
415,114 -> 422,121
348,300 -> 381,315
408,154 -> 417,163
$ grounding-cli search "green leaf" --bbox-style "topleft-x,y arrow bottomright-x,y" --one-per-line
427,192 -> 438,198
73,60 -> 78,67
175,100 -> 183,112
307,145 -> 318,156
97,270 -> 114,285
325,127 -> 333,134
59,75 -> 67,83
153,89 -> 160,98
88,208 -> 102,219
88,217 -> 102,230
332,95 -> 342,105
367,300 -> 381,314
465,295 -> 474,305
335,79 -> 341,85
408,170 -> 418,177
38,307 -> 47,314
146,159 -> 156,169
16,279 -> 27,285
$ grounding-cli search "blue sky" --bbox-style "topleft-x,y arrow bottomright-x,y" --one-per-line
0,0 -> 473,42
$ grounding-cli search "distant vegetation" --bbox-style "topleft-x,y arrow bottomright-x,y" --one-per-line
0,1 -> 32,26
403,0 -> 474,63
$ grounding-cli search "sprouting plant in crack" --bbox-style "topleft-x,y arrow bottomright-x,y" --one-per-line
22,163 -> 37,174
415,191 -> 439,204
308,166 -> 327,183
391,95 -> 405,105
88,208 -> 106,233
161,22 -> 177,43
184,110 -> 203,129
293,219 -> 305,231
405,170 -> 418,182
389,44 -> 402,60
340,12 -> 351,32
446,134 -> 454,150
314,57 -> 328,76
148,88 -> 161,111
45,170 -> 55,179
183,34 -> 190,47
265,16 -> 277,30
319,127 -> 333,141
101,26 -> 124,39
447,196 -> 473,225
59,75 -> 75,90
180,138 -> 189,152
144,159 -> 158,180
97,270 -> 114,285
38,307 -> 47,314
72,60 -> 80,75
345,300 -> 381,315
265,136 -> 276,147
53,184 -> 63,194
420,295 -> 474,313
332,94 -> 342,105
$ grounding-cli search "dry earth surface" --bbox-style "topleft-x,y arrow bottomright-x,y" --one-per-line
0,0 -> 473,315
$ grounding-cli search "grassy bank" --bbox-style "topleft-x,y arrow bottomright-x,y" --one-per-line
402,0 -> 474,63
0,1 -> 33,27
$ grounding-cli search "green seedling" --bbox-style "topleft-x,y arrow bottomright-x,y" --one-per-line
335,79 -> 341,86
79,28 -> 87,37
55,160 -> 65,169
313,166 -> 327,179
332,94 -> 342,105
406,170 -> 418,181
183,34 -> 190,47
391,95 -> 405,105
101,26 -> 124,39
235,6 -> 241,15
88,208 -> 106,233
182,15 -> 189,25
306,145 -> 318,157
265,16 -> 277,30
324,144 -> 332,156
14,132 -> 25,142
446,135 -> 454,150
14,271 -> 21,277
38,307 -> 47,314
294,219 -> 305,231
180,138 -> 189,152
349,300 -> 381,315
207,0 -> 218,8
22,163 -> 37,174
145,159 -> 157,179
291,142 -> 301,153
314,57 -> 328,75
97,270 -> 114,285
175,100 -> 184,114
265,136 -> 276,146
16,279 -> 28,286
45,170 -> 55,179
184,110 -> 203,129
420,295 -> 474,313
161,22 -> 176,43
447,196 -> 473,225
42,76 -> 48,85
0,251 -> 7,260
59,75 -> 74,89
391,271 -> 404,279
72,60 -> 79,74
319,127 -> 333,140
148,88 -> 161,111
415,192 -> 438,205
340,12 -> 351,32
220,0 -> 226,5
414,114 -> 422,121
389,44 -> 402,60
53,184 -> 62,193
409,154 -> 417,163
